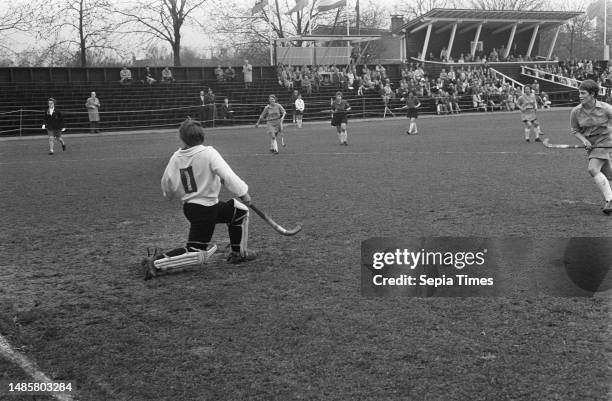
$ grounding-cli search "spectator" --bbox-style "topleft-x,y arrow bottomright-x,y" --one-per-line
219,97 -> 234,125
215,65 -> 224,82
204,88 -> 216,127
224,66 -> 236,82
85,91 -> 101,133
198,90 -> 206,123
290,89 -> 299,124
119,66 -> 132,84
541,91 -> 552,109
243,59 -> 253,88
161,67 -> 175,83
144,66 -> 156,85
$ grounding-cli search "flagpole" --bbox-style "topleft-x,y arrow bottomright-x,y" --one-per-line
346,0 -> 350,55
605,0 -> 609,61
268,0 -> 274,65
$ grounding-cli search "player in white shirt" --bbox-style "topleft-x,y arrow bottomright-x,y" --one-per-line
256,95 -> 286,153
294,93 -> 305,128
142,119 -> 256,280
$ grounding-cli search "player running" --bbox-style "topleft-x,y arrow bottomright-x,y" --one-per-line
570,80 -> 612,214
256,94 -> 286,154
400,91 -> 421,135
517,85 -> 543,142
331,91 -> 351,145
142,118 -> 256,280
42,98 -> 66,155
294,93 -> 305,128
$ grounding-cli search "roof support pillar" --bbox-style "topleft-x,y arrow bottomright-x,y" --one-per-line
504,23 -> 518,59
526,24 -> 540,58
421,23 -> 433,60
471,23 -> 483,57
547,25 -> 561,60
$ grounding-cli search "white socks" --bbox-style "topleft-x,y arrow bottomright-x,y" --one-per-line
524,128 -> 530,140
271,138 -> 278,152
48,137 -> 54,152
593,172 -> 612,201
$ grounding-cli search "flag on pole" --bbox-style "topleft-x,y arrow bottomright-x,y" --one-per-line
286,0 -> 308,14
251,0 -> 269,15
317,0 -> 346,12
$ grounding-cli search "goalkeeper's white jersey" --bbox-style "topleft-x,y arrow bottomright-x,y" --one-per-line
161,145 -> 248,206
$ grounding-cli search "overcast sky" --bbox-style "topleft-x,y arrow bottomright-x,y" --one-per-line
1,0 -> 591,58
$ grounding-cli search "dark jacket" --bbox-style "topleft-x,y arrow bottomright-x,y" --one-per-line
43,109 -> 65,130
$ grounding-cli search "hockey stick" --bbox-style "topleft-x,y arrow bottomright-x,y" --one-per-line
249,204 -> 302,236
542,138 -> 612,149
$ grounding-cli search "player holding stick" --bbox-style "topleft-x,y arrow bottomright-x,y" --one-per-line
142,118 -> 257,280
570,80 -> 612,214
256,94 -> 286,154
331,91 -> 351,145
400,91 -> 421,135
517,85 -> 543,142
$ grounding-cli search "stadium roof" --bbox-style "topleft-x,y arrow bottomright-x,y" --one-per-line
394,8 -> 583,34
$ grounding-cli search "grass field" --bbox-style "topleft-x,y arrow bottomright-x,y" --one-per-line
1,109 -> 611,400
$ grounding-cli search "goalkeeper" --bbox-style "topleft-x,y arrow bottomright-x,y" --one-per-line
142,118 -> 257,280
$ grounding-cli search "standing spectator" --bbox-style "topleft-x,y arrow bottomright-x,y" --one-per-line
42,98 -> 66,155
119,66 -> 132,84
85,91 -> 101,133
219,97 -> 234,125
161,67 -> 175,83
224,66 -> 236,82
294,93 -> 305,128
215,65 -> 225,82
290,89 -> 299,124
243,59 -> 253,88
204,88 -> 216,127
198,90 -> 206,123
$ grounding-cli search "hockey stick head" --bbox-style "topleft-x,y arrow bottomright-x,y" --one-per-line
542,138 -> 585,149
249,204 -> 302,236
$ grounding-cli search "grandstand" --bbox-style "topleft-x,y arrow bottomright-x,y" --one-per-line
0,9 -> 594,137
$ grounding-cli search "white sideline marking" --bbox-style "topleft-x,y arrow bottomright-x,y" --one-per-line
0,150 -> 551,165
0,333 -> 75,401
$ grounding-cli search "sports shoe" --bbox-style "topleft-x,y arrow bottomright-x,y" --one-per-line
226,249 -> 258,264
406,130 -> 411,135
142,247 -> 163,280
525,138 -> 530,142
534,137 -> 542,142
343,141 -> 348,146
48,151 -> 54,155
603,200 -> 612,215
62,143 -> 66,151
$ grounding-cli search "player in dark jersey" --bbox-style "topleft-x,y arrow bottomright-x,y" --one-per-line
256,94 -> 286,154
331,91 -> 351,145
400,91 -> 421,135
42,98 -> 66,155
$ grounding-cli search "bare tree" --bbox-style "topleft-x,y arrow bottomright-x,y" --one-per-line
116,0 -> 208,66
0,1 -> 43,54
40,0 -> 122,67
469,0 -> 550,11
395,0 -> 460,20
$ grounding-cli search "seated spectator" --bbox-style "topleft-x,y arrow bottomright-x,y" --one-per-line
119,66 -> 132,84
224,66 -> 235,82
505,91 -> 516,111
144,66 -> 156,85
488,92 -> 503,111
472,91 -> 487,112
161,67 -> 175,83
215,65 -> 224,82
219,97 -> 234,125
541,91 -> 551,109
